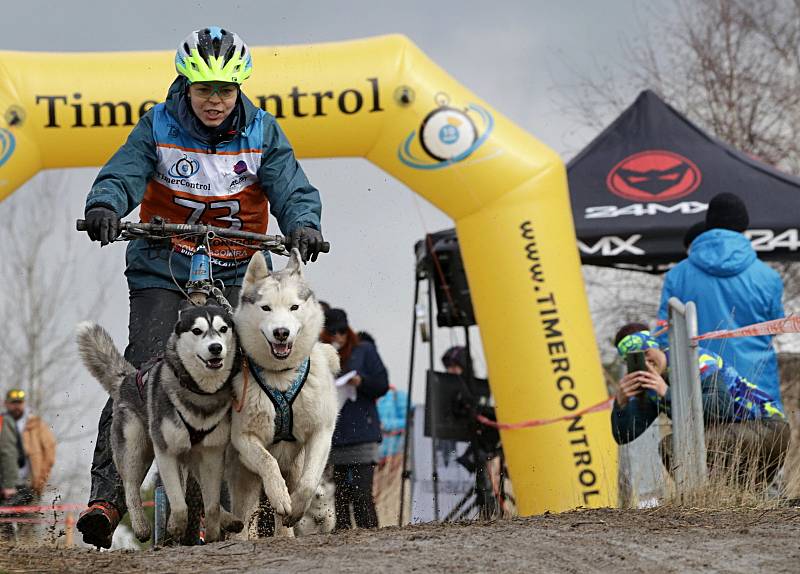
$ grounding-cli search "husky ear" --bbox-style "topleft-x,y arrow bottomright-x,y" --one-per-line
285,248 -> 304,277
175,299 -> 194,332
244,251 -> 270,288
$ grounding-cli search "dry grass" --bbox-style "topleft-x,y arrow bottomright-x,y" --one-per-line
661,420 -> 789,510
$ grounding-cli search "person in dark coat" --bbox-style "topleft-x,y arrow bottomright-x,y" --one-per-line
322,308 -> 389,530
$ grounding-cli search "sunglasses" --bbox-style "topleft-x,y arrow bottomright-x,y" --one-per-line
189,83 -> 239,101
6,389 -> 25,401
330,328 -> 348,335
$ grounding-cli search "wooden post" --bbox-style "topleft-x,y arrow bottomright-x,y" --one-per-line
779,353 -> 800,497
64,512 -> 74,547
668,298 -> 708,496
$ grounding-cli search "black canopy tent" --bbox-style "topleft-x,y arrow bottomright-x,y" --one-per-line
567,89 -> 800,273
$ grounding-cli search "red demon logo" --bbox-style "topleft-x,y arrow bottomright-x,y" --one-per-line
606,150 -> 701,202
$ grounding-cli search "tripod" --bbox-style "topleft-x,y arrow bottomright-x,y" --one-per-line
397,260 -> 440,525
444,441 -> 512,521
397,229 -> 488,526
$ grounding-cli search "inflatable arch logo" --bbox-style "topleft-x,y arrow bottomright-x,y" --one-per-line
398,94 -> 494,170
0,35 -> 616,516
0,128 -> 14,168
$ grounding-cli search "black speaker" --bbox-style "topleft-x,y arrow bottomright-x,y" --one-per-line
424,370 -> 491,441
415,229 -> 476,327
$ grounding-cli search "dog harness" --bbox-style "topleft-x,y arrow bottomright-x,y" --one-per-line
247,357 -> 310,444
134,357 -> 227,446
175,408 -> 227,446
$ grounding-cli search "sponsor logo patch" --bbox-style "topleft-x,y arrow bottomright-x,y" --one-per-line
168,155 -> 200,178
233,160 -> 248,175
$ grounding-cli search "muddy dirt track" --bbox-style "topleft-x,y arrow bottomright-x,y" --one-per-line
2,507 -> 800,573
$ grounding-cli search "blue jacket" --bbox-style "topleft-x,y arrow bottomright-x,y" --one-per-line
377,388 -> 408,459
611,347 -> 784,445
333,342 -> 390,447
658,229 -> 784,410
85,77 -> 321,291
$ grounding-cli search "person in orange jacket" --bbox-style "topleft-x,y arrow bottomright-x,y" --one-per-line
2,389 -> 56,540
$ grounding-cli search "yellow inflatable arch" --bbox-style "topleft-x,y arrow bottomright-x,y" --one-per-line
0,35 -> 616,515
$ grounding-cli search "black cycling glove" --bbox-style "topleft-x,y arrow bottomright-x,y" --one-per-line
289,226 -> 324,263
85,206 -> 121,246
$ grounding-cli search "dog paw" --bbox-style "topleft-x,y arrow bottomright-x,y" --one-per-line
167,507 -> 188,540
285,486 -> 314,526
221,509 -> 244,534
205,523 -> 222,543
264,480 -> 292,517
131,516 -> 152,543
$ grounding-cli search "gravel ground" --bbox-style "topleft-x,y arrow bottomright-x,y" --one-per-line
2,507 -> 800,573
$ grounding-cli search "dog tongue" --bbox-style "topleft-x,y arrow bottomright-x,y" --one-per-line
274,343 -> 290,353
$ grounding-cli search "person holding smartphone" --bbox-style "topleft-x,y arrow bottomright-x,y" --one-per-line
611,322 -> 788,487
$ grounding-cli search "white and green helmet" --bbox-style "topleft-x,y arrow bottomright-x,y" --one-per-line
175,27 -> 253,84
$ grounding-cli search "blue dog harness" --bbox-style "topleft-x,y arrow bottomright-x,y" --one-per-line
247,357 -> 310,443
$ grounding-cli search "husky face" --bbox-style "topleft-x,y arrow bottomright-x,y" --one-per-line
174,304 -> 237,391
236,249 -> 324,369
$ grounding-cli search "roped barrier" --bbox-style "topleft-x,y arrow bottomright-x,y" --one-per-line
0,502 -> 85,514
476,397 -> 613,430
0,500 -> 154,514
693,314 -> 800,340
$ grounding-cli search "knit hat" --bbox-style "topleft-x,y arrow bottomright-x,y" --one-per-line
324,308 -> 349,334
705,193 -> 749,232
441,346 -> 468,372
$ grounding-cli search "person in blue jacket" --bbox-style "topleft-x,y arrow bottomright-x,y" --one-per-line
611,323 -> 789,487
658,193 -> 785,411
78,27 -> 325,548
322,308 -> 389,530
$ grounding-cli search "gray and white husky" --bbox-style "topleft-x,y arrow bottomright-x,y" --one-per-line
76,303 -> 243,544
229,249 -> 340,537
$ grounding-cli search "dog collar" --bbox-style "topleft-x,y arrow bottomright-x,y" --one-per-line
247,357 -> 310,444
164,352 -> 233,396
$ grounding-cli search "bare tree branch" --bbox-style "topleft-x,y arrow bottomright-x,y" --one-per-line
0,178 -> 114,498
560,0 -> 800,352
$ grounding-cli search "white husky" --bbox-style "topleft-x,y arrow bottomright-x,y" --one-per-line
229,249 -> 339,536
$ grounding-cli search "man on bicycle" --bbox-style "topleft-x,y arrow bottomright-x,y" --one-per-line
78,26 -> 325,548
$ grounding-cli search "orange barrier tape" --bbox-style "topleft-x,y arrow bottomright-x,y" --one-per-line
693,315 -> 800,341
476,397 -> 614,430
0,502 -> 84,514
0,500 -> 154,514
0,516 -> 66,524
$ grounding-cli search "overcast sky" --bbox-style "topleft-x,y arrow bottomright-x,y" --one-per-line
0,0 -> 669,511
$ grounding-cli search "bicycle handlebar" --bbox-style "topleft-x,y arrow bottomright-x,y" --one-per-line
75,219 -> 330,254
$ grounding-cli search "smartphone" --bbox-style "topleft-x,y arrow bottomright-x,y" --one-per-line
625,350 -> 647,374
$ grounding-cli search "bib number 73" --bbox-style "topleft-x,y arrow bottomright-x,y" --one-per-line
174,198 -> 242,230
